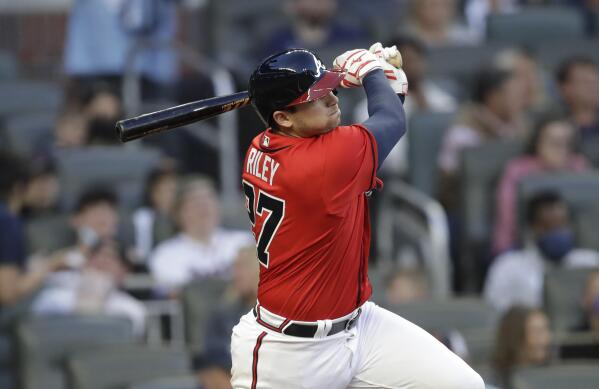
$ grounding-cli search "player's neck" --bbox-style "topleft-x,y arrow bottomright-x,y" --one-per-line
276,127 -> 302,138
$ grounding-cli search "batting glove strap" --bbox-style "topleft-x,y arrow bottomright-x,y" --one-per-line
333,49 -> 382,88
383,63 -> 409,95
369,42 -> 408,95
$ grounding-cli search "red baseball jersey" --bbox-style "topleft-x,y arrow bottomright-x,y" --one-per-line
241,124 -> 381,321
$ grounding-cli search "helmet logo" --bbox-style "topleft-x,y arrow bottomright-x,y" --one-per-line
263,135 -> 270,147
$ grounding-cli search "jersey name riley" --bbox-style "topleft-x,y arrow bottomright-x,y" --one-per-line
246,147 -> 280,186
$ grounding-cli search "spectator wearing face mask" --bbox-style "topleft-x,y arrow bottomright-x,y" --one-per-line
484,191 -> 599,313
492,114 -> 590,255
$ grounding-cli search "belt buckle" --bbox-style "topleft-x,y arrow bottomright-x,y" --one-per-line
345,308 -> 362,331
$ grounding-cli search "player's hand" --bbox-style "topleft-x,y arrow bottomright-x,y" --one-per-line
369,42 -> 409,95
333,49 -> 382,88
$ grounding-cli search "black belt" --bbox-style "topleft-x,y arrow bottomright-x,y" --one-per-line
253,307 -> 361,338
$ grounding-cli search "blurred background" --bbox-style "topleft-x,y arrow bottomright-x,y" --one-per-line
1,0 -> 599,388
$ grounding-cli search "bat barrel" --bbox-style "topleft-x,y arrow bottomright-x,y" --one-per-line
116,91 -> 251,142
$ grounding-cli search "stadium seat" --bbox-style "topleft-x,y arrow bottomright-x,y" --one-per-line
534,39 -> 599,74
486,7 -> 585,46
461,329 -> 496,365
15,315 -> 136,389
461,140 -> 524,246
128,374 -> 198,389
512,363 -> 599,389
543,268 -> 596,332
0,80 -> 64,117
25,214 -> 75,255
579,135 -> 599,168
336,0 -> 401,43
426,44 -> 509,98
459,141 -> 524,289
181,278 -> 228,351
387,298 -> 498,333
557,331 -> 599,360
576,201 -> 599,252
407,111 -> 455,197
0,331 -> 14,389
55,145 -> 162,211
389,298 -> 498,364
207,0 -> 285,78
3,111 -> 56,157
66,345 -> 191,389
0,50 -> 17,80
0,331 -> 11,370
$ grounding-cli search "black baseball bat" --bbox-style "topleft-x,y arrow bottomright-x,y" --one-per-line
116,91 -> 251,142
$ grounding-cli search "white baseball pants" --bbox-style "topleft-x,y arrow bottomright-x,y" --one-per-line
231,301 -> 484,389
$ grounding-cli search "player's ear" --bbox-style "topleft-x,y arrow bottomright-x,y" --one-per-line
272,110 -> 294,129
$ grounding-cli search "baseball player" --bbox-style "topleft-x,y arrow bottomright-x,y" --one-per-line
233,45 -> 484,388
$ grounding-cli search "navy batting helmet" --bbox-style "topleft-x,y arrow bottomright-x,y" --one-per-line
249,49 -> 345,126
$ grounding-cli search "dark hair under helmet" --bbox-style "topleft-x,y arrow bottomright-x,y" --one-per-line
249,49 -> 345,125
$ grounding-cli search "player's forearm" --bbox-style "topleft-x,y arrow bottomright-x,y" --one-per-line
361,70 -> 406,166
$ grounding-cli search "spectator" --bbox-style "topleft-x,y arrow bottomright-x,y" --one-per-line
193,246 -> 259,389
31,238 -> 146,336
464,0 -> 518,41
20,156 -> 61,222
353,35 -> 457,177
494,48 -> 549,114
131,163 -> 179,263
401,0 -> 478,48
559,270 -> 599,359
261,0 -> 366,65
485,191 -> 599,312
579,270 -> 599,333
565,0 -> 599,35
34,108 -> 89,160
492,114 -> 590,254
438,67 -> 529,209
50,187 -> 121,270
555,57 -> 599,143
383,268 -> 430,306
491,306 -> 552,389
149,176 -> 254,296
83,86 -> 124,145
382,267 -> 469,360
192,348 -> 232,389
64,0 -> 180,100
0,153 -> 65,310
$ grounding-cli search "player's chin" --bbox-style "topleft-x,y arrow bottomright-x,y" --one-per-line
328,109 -> 341,126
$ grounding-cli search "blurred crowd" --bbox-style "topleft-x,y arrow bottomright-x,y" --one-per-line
2,0 -> 599,389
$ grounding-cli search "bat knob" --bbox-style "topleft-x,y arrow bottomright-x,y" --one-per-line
115,120 -> 126,143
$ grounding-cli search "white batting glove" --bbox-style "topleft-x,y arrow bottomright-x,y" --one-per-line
369,42 -> 409,95
333,49 -> 382,88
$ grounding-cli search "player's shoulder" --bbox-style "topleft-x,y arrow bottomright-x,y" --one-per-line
326,123 -> 370,137
318,123 -> 376,151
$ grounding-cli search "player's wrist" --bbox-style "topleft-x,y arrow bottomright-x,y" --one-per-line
362,69 -> 385,86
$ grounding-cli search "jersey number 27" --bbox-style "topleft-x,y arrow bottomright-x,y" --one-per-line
242,181 -> 285,268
